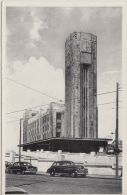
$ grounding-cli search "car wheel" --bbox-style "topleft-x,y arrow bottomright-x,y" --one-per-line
71,172 -> 77,178
50,170 -> 55,176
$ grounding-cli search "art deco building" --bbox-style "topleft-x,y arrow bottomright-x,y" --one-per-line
21,33 -> 111,153
65,32 -> 98,138
23,102 -> 65,144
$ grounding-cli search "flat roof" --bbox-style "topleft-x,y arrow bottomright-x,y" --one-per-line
20,137 -> 112,153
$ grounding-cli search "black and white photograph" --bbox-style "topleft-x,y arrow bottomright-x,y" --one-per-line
1,0 -> 127,194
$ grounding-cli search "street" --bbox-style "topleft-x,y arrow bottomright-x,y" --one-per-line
6,173 -> 122,194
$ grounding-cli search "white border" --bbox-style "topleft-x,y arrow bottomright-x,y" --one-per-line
1,0 -> 127,195
2,0 -> 127,7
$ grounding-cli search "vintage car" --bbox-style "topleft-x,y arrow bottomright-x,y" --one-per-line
47,160 -> 88,177
7,161 -> 37,175
5,161 -> 13,173
5,161 -> 12,168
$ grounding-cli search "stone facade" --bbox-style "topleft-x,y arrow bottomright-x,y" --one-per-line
23,102 -> 65,144
65,32 -> 98,138
49,102 -> 65,138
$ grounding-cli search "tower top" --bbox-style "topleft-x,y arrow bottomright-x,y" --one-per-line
65,32 -> 97,43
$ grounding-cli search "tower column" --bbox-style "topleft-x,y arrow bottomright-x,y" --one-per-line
65,32 -> 98,139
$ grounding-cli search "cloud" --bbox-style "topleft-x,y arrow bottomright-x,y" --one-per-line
6,56 -> 64,111
5,56 -> 65,152
30,10 -> 48,41
6,7 -> 122,73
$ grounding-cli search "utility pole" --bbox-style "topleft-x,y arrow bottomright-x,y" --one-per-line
115,82 -> 119,177
19,118 -> 22,162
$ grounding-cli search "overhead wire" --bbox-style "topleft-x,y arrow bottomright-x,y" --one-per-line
6,103 -> 49,115
6,77 -> 61,102
5,78 -> 123,121
6,98 -> 122,116
6,100 -> 123,123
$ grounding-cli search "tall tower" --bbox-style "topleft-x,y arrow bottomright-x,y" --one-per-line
65,32 -> 98,138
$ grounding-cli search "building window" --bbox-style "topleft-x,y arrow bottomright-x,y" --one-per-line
56,112 -> 61,120
44,116 -> 46,123
56,132 -> 61,137
56,122 -> 61,129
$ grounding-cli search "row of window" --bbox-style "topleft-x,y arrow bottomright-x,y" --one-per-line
29,133 -> 48,141
28,120 -> 39,129
29,134 -> 41,141
28,115 -> 49,129
28,128 -> 39,135
40,115 -> 49,124
28,128 -> 49,139
40,124 -> 49,132
28,124 -> 61,137
28,112 -> 62,130
26,112 -> 63,141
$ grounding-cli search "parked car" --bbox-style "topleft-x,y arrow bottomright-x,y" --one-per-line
5,161 -> 12,168
47,160 -> 88,177
5,161 -> 13,173
7,161 -> 37,174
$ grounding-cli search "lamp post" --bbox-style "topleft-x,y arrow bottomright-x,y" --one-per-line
110,83 -> 119,177
19,118 -> 23,162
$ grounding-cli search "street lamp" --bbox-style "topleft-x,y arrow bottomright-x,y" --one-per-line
19,118 -> 23,162
110,83 -> 119,177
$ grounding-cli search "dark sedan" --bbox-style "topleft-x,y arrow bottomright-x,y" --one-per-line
5,161 -> 12,168
47,160 -> 88,177
5,161 -> 13,173
7,161 -> 37,175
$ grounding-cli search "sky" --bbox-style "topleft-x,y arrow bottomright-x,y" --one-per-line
5,7 -> 122,153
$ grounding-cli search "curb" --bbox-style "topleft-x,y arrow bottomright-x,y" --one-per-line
37,172 -> 49,176
37,172 -> 122,180
87,175 -> 122,180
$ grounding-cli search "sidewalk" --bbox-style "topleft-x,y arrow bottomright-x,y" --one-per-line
37,171 -> 122,180
87,174 -> 122,180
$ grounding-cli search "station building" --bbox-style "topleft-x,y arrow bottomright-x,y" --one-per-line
23,102 -> 65,145
21,32 -> 111,153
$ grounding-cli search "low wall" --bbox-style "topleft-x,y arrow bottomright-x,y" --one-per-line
36,161 -> 53,173
5,151 -> 122,176
30,160 -> 122,176
86,166 -> 121,176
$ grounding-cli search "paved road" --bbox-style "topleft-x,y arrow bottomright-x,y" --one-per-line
6,173 -> 122,194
